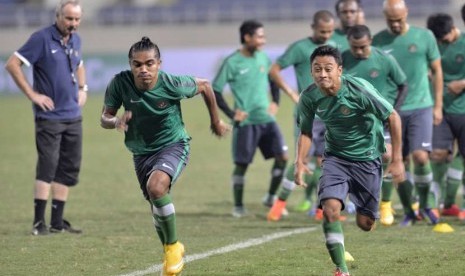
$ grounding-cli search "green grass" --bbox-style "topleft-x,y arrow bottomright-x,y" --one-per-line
1,95 -> 465,276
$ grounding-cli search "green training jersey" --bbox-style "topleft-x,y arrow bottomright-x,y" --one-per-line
439,33 -> 465,114
213,49 -> 274,126
373,26 -> 440,111
104,70 -> 197,155
342,46 -> 406,105
331,28 -> 350,52
298,75 -> 393,161
276,37 -> 336,92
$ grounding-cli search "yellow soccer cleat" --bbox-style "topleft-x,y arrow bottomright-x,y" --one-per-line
432,223 -> 454,233
164,241 -> 185,275
344,251 -> 355,262
380,201 -> 394,226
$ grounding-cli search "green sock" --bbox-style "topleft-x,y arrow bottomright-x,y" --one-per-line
232,165 -> 247,207
323,220 -> 348,273
277,177 -> 295,201
431,160 -> 448,204
269,159 -> 287,196
414,162 -> 433,209
151,194 -> 177,245
444,156 -> 463,208
381,163 -> 393,202
285,163 -> 295,181
397,179 -> 414,214
152,215 -> 165,245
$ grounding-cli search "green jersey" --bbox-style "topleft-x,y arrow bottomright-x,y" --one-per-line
342,46 -> 406,105
213,50 -> 274,126
331,28 -> 350,51
104,70 -> 197,155
439,33 -> 465,114
276,37 -> 336,92
298,75 -> 393,161
373,26 -> 440,111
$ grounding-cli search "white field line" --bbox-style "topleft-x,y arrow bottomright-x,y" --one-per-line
117,226 -> 317,276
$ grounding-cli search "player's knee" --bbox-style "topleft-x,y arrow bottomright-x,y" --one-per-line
356,215 -> 375,231
322,199 -> 342,222
146,171 -> 170,199
412,150 -> 430,165
430,149 -> 449,163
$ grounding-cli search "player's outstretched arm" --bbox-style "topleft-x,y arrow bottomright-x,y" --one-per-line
100,106 -> 132,132
195,78 -> 231,137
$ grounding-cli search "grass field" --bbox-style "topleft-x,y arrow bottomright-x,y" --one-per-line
1,95 -> 464,276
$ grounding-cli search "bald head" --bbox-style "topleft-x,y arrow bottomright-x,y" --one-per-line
383,0 -> 408,34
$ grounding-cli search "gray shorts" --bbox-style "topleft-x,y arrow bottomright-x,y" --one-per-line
318,153 -> 382,219
133,140 -> 190,200
35,118 -> 82,186
233,121 -> 287,164
293,116 -> 325,157
399,107 -> 433,156
433,113 -> 465,156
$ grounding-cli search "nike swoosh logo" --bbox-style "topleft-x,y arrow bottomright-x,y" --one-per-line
162,163 -> 173,170
130,99 -> 142,103
317,107 -> 326,113
51,49 -> 58,54
421,142 -> 431,147
384,49 -> 393,54
239,68 -> 249,75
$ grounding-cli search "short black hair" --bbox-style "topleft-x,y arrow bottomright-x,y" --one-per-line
346,24 -> 371,40
334,0 -> 361,15
310,45 -> 342,67
312,10 -> 335,26
461,4 -> 465,24
128,36 -> 161,60
426,13 -> 453,40
239,20 -> 263,44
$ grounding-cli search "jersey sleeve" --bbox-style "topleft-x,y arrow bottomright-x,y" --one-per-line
161,72 -> 197,99
16,31 -> 45,67
426,30 -> 440,63
296,93 -> 315,135
360,79 -> 394,121
104,75 -> 123,109
212,58 -> 233,93
276,42 -> 301,69
386,53 -> 407,86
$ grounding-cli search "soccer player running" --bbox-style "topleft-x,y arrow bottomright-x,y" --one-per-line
372,0 -> 444,227
267,10 -> 337,221
100,37 -> 230,276
427,13 -> 465,221
342,24 -> 408,226
295,45 -> 404,276
5,0 -> 86,235
213,20 -> 288,218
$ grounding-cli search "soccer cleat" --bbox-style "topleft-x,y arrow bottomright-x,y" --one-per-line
232,206 -> 247,218
458,210 -> 465,221
31,221 -> 49,236
164,241 -> 185,275
267,199 -> 287,221
49,219 -> 82,234
432,223 -> 454,233
334,268 -> 350,276
344,251 -> 355,262
399,212 -> 417,227
421,208 -> 439,225
262,194 -> 276,208
294,200 -> 312,212
379,201 -> 395,226
314,208 -> 324,221
442,204 -> 460,217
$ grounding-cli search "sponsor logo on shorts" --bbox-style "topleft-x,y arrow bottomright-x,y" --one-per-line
421,142 -> 431,147
162,163 -> 173,170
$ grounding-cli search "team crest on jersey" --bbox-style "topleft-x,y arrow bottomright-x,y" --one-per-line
157,100 -> 168,109
260,65 -> 265,73
370,69 -> 379,78
340,105 -> 351,115
408,44 -> 417,53
456,54 -> 464,64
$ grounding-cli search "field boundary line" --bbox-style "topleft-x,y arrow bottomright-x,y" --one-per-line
117,226 -> 317,276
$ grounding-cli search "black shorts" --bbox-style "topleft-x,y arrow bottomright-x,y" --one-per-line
133,140 -> 190,200
232,121 -> 287,164
35,117 -> 82,186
